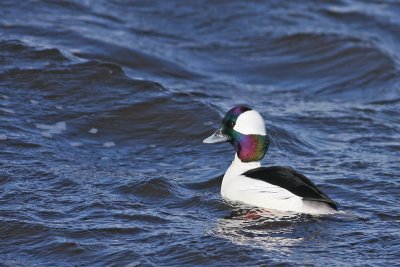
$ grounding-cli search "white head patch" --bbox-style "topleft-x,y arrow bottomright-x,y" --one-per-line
233,110 -> 266,135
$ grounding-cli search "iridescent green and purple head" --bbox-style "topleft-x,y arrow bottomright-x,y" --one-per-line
203,106 -> 269,162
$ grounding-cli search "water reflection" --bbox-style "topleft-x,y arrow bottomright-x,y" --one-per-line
212,207 -> 315,254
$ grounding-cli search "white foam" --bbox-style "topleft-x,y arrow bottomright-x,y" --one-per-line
89,128 -> 98,134
41,132 -> 53,138
69,142 -> 82,147
103,141 -> 115,147
0,108 -> 15,114
35,121 -> 67,137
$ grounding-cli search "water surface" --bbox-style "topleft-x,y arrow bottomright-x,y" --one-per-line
1,0 -> 399,266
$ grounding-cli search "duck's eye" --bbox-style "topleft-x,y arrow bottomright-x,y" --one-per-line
229,121 -> 235,128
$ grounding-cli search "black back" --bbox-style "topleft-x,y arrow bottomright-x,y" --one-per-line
243,167 -> 338,210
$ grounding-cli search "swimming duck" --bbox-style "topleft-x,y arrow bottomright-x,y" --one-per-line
203,106 -> 337,214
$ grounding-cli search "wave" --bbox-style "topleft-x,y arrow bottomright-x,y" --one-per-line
1,1 -> 400,266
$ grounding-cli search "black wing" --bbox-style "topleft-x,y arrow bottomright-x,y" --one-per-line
243,166 -> 337,210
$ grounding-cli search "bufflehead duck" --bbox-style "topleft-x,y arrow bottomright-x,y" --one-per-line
203,106 -> 337,214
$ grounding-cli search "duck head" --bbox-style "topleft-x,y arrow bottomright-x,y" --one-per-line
203,106 -> 269,162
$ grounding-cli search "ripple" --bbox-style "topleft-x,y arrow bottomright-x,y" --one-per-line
268,125 -> 318,156
0,40 -> 68,64
72,41 -> 205,80
0,220 -> 52,242
1,0 -> 400,266
116,177 -> 177,199
183,175 -> 223,190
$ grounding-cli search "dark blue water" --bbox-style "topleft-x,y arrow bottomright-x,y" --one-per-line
1,0 -> 399,266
